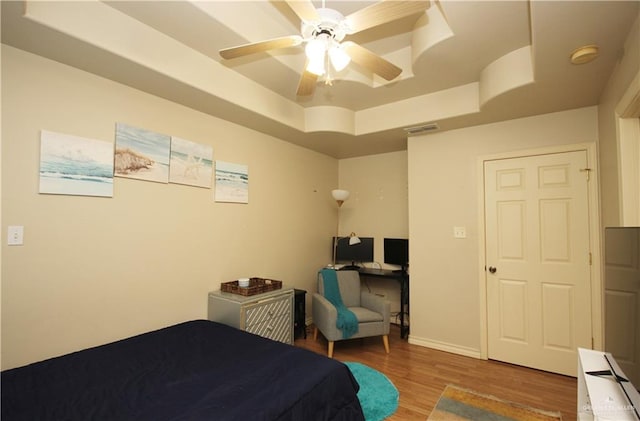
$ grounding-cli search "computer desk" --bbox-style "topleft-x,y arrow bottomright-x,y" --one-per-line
357,268 -> 409,339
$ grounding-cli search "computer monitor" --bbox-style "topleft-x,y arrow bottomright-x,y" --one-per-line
384,238 -> 409,273
332,237 -> 374,268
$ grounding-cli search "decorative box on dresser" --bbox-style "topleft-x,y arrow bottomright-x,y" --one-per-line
207,287 -> 294,344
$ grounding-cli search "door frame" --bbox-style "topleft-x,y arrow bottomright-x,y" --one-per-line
616,69 -> 640,226
476,142 -> 603,361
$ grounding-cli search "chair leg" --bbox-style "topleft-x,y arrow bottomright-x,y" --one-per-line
328,341 -> 334,358
382,335 -> 390,354
313,327 -> 318,341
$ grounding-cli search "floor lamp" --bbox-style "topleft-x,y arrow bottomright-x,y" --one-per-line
331,189 -> 360,267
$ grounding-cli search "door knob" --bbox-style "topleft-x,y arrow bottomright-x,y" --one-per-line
488,266 -> 497,274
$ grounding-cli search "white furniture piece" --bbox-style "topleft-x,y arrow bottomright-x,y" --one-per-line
578,348 -> 640,420
208,287 -> 294,344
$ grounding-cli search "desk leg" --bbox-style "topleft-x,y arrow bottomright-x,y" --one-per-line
404,279 -> 409,338
399,277 -> 409,339
399,295 -> 405,338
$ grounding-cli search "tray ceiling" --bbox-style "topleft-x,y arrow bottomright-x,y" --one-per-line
2,1 -> 638,158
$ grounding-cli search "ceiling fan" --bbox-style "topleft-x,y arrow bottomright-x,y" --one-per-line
219,0 -> 430,96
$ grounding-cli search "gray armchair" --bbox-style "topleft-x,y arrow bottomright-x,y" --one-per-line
312,270 -> 391,358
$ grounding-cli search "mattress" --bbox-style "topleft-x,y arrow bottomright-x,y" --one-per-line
1,319 -> 365,421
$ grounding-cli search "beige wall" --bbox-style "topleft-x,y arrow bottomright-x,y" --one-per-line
337,151 -> 408,312
337,151 -> 409,266
335,11 -> 640,360
4,11 -> 637,371
402,10 -> 639,359
407,107 -> 599,355
1,46 -> 338,369
598,14 -> 640,228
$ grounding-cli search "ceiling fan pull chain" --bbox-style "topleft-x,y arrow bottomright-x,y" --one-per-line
325,53 -> 333,86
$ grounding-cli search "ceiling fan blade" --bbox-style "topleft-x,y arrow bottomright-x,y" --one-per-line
297,66 -> 318,96
219,35 -> 303,60
345,0 -> 430,34
285,0 -> 319,22
342,41 -> 402,81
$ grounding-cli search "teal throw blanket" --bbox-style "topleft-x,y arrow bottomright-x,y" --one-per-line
321,269 -> 359,339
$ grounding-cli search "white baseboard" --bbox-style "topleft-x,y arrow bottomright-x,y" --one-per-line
306,318 -> 482,360
408,335 -> 483,359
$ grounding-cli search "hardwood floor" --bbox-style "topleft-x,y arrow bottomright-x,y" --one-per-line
294,325 -> 577,420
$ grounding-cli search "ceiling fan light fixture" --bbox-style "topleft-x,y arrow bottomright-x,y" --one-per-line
305,38 -> 326,60
219,1 -> 428,96
328,44 -> 350,72
307,55 -> 326,75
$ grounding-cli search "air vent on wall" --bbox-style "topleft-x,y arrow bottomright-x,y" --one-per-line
403,123 -> 440,136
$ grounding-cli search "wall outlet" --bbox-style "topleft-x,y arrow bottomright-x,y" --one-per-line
453,226 -> 467,239
7,225 -> 24,246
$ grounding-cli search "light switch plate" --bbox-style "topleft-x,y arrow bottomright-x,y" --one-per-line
7,226 -> 24,246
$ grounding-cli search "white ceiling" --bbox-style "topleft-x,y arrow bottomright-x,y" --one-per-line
2,1 -> 638,158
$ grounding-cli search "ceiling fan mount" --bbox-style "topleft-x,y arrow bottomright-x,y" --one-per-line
301,8 -> 348,43
219,0 -> 430,97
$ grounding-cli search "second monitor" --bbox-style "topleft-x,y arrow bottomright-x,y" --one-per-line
384,238 -> 409,273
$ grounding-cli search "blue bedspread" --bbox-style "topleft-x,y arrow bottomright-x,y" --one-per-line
1,320 -> 364,421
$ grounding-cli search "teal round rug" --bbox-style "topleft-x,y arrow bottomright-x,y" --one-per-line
344,362 -> 399,421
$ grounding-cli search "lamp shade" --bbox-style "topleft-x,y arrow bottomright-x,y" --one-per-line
305,38 -> 327,76
331,189 -> 350,202
348,232 -> 361,245
307,55 -> 326,76
305,38 -> 326,61
329,44 -> 351,72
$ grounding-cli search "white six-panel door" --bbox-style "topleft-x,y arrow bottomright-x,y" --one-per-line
485,150 -> 592,376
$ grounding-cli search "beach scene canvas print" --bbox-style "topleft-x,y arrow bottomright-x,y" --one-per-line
39,130 -> 114,197
169,137 -> 213,188
215,161 -> 248,203
114,123 -> 170,183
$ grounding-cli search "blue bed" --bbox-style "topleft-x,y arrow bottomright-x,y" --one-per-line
1,320 -> 365,420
